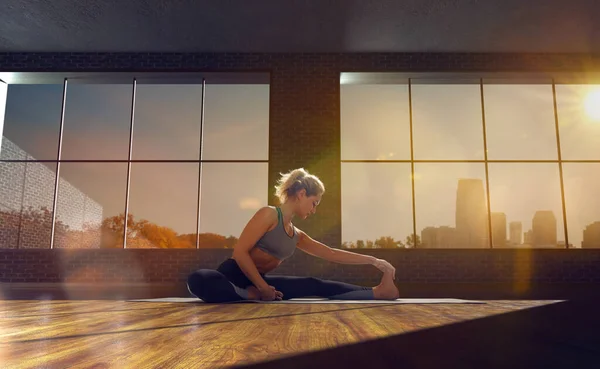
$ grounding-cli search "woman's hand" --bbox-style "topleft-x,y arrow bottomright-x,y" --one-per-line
258,285 -> 283,301
372,258 -> 396,280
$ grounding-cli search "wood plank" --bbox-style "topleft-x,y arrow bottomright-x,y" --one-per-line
0,300 -> 556,368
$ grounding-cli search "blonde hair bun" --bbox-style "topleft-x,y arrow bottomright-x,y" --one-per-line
274,168 -> 325,204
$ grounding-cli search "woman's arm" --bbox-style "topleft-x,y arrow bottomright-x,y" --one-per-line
296,229 -> 376,265
296,229 -> 396,278
231,207 -> 277,292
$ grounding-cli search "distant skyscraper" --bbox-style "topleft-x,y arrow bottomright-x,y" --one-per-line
509,221 -> 522,245
524,229 -> 533,245
421,227 -> 437,249
582,221 -> 600,248
532,210 -> 557,247
420,226 -> 456,248
438,226 -> 456,248
455,179 -> 489,248
491,212 -> 507,247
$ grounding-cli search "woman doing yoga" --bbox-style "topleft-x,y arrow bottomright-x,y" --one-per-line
187,168 -> 400,302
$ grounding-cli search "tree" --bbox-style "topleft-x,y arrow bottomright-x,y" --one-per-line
198,233 -> 232,248
374,236 -> 403,249
178,233 -> 197,248
224,236 -> 238,248
97,214 -> 236,248
0,206 -> 70,248
405,234 -> 421,248
99,213 -> 134,248
137,222 -> 191,248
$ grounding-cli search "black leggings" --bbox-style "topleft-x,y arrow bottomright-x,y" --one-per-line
187,258 -> 374,303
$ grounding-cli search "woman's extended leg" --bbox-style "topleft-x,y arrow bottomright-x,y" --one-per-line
263,272 -> 400,300
187,269 -> 251,303
262,275 -> 376,300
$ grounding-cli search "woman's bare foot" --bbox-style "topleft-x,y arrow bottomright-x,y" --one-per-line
372,272 -> 400,300
247,286 -> 261,300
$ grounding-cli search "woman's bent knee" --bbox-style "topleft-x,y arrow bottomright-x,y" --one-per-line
187,269 -> 220,297
186,269 -> 244,303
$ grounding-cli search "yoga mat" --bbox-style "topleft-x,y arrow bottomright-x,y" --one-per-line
127,297 -> 484,304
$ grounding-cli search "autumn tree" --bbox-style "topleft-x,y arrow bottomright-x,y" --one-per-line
405,234 -> 421,248
0,206 -> 70,248
198,233 -> 235,248
96,214 -> 237,249
374,236 -> 404,248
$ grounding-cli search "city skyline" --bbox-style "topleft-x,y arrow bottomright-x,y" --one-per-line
1,82 -> 600,249
347,175 -> 600,249
419,178 -> 577,248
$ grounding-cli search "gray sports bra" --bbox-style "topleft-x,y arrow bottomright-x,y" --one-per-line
254,207 -> 298,260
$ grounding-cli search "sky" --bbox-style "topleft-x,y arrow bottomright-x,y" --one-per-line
0,83 -> 270,239
341,82 -> 600,247
1,80 -> 599,248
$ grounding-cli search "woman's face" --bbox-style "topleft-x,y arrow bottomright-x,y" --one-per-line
295,189 -> 322,219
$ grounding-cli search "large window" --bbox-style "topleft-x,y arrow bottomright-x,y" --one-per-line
340,73 -> 600,249
0,73 -> 269,249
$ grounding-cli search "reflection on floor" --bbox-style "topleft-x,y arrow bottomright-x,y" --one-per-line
1,298 -> 580,369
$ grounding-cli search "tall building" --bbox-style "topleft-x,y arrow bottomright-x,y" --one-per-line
509,221 -> 522,245
421,227 -> 438,249
455,179 -> 489,248
532,210 -> 557,247
582,221 -> 600,248
421,226 -> 456,248
438,226 -> 457,248
491,212 -> 507,247
524,229 -> 533,245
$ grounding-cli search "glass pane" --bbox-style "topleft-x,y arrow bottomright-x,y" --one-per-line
341,84 -> 410,160
414,163 -> 488,248
412,84 -> 485,160
61,84 -> 133,160
0,162 -> 56,249
484,84 -> 558,160
488,164 -> 564,248
199,163 -> 268,248
132,84 -> 203,160
563,164 -> 600,248
556,84 -> 600,160
1,84 -> 63,160
341,163 -> 413,249
203,84 -> 269,160
127,163 -> 199,248
52,164 -> 127,249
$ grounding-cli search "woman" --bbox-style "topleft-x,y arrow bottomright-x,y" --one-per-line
187,168 -> 399,302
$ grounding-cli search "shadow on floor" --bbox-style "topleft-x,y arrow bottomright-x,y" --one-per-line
232,296 -> 600,369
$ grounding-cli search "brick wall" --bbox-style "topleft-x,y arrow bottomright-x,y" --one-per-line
1,248 -> 599,285
1,52 -> 599,289
0,137 -> 103,249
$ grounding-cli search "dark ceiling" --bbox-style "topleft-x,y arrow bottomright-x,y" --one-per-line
2,0 -> 599,53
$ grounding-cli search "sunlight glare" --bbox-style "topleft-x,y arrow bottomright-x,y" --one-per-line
584,88 -> 600,121
239,197 -> 261,210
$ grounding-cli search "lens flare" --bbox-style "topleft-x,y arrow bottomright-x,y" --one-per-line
584,88 -> 600,121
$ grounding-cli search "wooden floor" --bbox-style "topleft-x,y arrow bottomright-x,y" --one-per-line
0,299 -> 567,369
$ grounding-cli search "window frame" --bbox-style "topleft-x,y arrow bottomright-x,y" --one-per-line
340,72 -> 600,249
0,72 -> 271,249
